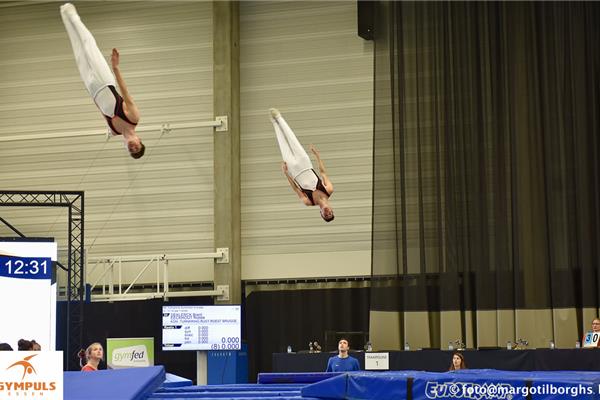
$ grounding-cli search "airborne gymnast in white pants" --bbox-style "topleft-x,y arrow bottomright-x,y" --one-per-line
60,3 -> 145,158
270,108 -> 334,222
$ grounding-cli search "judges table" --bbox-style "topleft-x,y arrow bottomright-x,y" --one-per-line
273,349 -> 600,373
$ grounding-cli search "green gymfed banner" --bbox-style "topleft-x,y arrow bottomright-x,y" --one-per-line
106,337 -> 154,369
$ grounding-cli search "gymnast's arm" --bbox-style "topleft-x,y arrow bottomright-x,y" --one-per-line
111,48 -> 140,122
310,144 -> 333,194
282,162 -> 312,206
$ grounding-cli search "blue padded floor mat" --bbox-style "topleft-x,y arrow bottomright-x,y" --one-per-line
64,366 -> 165,400
66,367 -> 600,399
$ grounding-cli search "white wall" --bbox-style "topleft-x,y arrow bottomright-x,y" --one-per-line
0,1 -> 373,284
0,2 -> 215,285
240,1 -> 373,280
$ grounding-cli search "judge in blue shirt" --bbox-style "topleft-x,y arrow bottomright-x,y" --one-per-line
326,338 -> 361,372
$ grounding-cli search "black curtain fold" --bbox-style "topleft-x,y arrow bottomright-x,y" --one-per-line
57,297 -> 212,378
372,0 -> 600,325
245,287 -> 369,382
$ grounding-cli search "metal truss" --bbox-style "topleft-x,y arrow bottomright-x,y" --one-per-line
0,190 -> 84,371
86,251 -> 229,302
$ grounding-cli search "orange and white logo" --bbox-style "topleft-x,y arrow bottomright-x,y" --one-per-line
7,354 -> 38,380
0,351 -> 63,399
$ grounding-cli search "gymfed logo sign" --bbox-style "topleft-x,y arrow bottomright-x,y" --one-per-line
106,338 -> 154,369
111,345 -> 150,368
0,351 -> 63,399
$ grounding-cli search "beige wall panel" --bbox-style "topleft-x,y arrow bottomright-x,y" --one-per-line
516,309 -> 553,349
498,309 -> 516,347
552,308 -> 579,349
0,2 -> 215,285
3,1 -> 374,283
441,310 -> 464,349
475,310 -> 499,347
243,251 -> 370,281
464,310 -> 475,349
372,248 -> 399,276
404,311 -> 431,349
369,310 -> 401,351
428,311 -> 441,349
240,1 -> 373,280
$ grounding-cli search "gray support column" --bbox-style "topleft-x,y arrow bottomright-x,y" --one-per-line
213,1 -> 241,304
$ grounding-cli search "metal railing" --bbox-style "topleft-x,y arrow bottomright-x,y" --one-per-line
0,117 -> 228,142
86,249 -> 229,302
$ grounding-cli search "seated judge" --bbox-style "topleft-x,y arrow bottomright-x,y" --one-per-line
448,352 -> 467,371
582,318 -> 600,348
325,338 -> 360,372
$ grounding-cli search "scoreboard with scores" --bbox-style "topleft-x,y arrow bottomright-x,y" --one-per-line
162,305 -> 241,351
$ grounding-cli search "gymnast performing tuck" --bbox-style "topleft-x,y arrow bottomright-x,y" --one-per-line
270,108 -> 334,222
60,3 -> 145,158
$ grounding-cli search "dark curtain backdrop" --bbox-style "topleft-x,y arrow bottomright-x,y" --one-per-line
371,1 -> 600,347
58,297 -> 212,380
60,287 -> 369,380
246,287 -> 369,382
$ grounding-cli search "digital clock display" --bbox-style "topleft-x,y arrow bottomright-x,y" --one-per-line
0,256 -> 52,279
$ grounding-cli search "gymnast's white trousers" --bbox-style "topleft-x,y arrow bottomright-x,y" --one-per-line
60,3 -> 117,118
271,114 -> 318,190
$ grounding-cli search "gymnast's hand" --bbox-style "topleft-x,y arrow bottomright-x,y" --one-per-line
309,144 -> 320,157
111,48 -> 120,69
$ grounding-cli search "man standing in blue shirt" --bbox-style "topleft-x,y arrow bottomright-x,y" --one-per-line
326,338 -> 361,372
